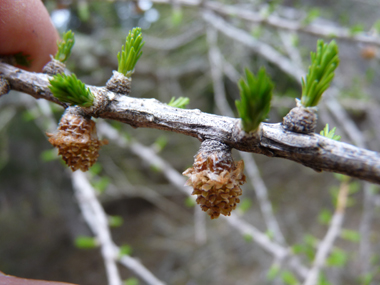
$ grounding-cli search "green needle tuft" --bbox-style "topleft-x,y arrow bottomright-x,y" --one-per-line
301,40 -> 339,107
49,73 -> 95,107
13,52 -> 33,67
235,68 -> 273,133
167,97 -> 190,109
117,27 -> 145,77
320,124 -> 341,141
54,30 -> 75,63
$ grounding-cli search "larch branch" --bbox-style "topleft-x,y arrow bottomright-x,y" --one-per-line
1,62 -> 380,184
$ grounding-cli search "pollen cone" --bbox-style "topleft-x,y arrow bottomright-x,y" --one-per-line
47,107 -> 108,171
183,140 -> 246,219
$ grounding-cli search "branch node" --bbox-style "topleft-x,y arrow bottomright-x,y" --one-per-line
43,58 -> 66,75
106,71 -> 131,95
82,87 -> 110,117
282,99 -> 318,134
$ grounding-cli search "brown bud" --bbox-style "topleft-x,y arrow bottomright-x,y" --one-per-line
282,99 -> 318,134
183,140 -> 246,219
47,107 -> 108,171
105,71 -> 131,95
43,58 -> 66,75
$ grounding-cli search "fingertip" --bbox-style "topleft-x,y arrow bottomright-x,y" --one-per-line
0,0 -> 60,72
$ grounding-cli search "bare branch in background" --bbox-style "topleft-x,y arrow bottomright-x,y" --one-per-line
279,31 -> 304,70
206,26 -> 234,117
118,255 -> 166,285
152,0 -> 380,47
240,152 -> 286,244
202,11 -> 305,82
303,179 -> 350,285
359,182 -> 375,276
145,24 -> 204,50
194,206 -> 207,245
72,171 -> 123,285
72,172 -> 166,285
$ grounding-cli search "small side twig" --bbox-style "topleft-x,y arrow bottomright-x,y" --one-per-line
278,31 -> 304,70
206,26 -> 234,117
144,23 -> 204,51
194,206 -> 207,245
202,11 -> 305,82
152,0 -> 380,47
119,255 -> 166,285
240,152 -> 286,245
72,172 -> 166,285
359,182 -> 375,276
303,179 -> 350,285
72,171 -> 123,285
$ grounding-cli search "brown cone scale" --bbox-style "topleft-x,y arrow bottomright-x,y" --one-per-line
47,107 -> 108,171
183,140 -> 246,219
